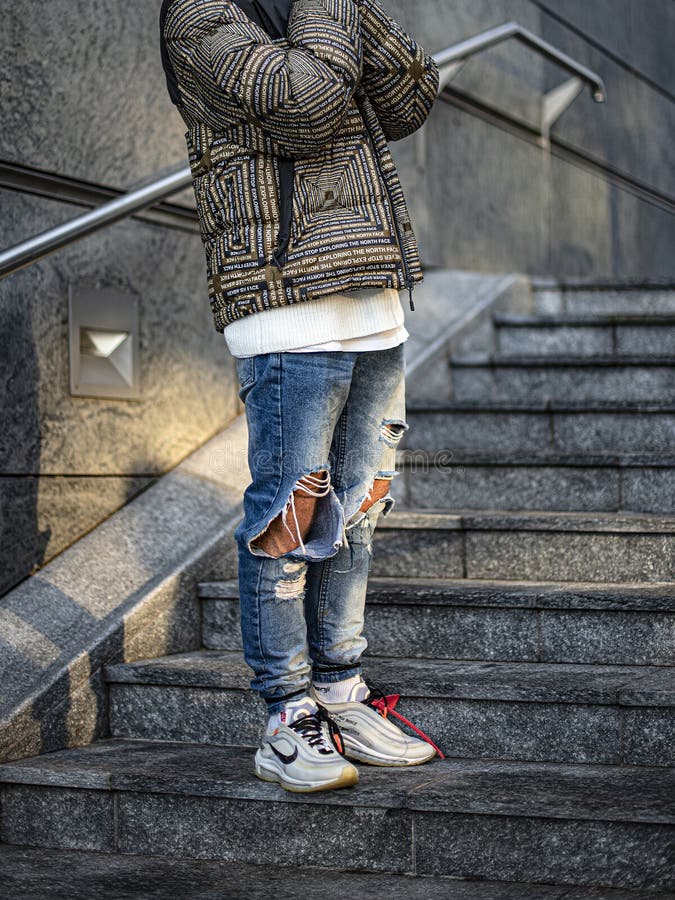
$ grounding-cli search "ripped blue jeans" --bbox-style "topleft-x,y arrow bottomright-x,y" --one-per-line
234,343 -> 407,714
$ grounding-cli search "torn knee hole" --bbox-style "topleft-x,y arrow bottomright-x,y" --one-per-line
250,470 -> 332,557
294,470 -> 330,496
380,420 -> 407,449
359,476 -> 393,514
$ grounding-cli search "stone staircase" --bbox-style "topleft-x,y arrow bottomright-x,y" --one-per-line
0,284 -> 673,897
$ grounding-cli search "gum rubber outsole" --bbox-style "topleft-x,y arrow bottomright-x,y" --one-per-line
254,763 -> 359,793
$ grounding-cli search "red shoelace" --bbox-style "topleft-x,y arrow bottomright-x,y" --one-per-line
366,691 -> 445,759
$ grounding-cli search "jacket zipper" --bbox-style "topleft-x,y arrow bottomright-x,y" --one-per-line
392,215 -> 416,312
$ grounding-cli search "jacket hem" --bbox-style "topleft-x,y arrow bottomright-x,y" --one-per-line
210,268 -> 423,333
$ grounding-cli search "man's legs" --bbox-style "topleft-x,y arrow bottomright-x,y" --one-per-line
234,345 -> 407,708
233,345 -> 437,788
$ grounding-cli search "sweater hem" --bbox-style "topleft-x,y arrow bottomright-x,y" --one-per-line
223,286 -> 407,357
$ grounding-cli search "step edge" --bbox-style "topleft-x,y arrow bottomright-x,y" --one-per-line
494,314 -> 675,327
375,509 -> 675,534
101,652 -> 675,708
407,402 -> 675,413
1,738 -> 673,825
397,449 -> 675,467
198,578 -> 675,611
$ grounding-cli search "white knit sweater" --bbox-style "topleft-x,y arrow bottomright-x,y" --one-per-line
223,287 -> 408,358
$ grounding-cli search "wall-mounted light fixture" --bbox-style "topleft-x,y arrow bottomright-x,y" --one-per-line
68,285 -> 140,399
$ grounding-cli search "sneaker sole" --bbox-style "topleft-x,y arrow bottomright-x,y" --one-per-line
343,736 -> 437,767
254,758 -> 359,793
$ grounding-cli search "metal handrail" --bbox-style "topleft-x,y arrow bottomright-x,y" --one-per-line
0,165 -> 192,279
417,20 -> 605,171
0,21 -> 606,281
434,20 -> 606,103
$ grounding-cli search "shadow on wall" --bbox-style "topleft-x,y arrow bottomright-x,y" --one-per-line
0,538 -> 210,763
0,301 -> 51,594
0,591 -> 118,763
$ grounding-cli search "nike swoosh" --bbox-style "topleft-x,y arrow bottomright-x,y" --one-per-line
270,744 -> 298,765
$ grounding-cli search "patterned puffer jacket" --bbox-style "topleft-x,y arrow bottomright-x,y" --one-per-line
161,0 -> 439,333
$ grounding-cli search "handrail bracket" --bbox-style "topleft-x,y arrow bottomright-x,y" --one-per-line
540,76 -> 585,148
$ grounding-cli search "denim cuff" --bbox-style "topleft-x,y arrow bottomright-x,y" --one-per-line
311,663 -> 362,685
263,686 -> 309,716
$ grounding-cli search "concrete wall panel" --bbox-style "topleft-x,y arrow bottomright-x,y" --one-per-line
383,0 -> 674,279
536,0 -> 675,92
548,154 -> 615,278
0,191 -> 237,592
0,0 -> 187,187
404,102 -> 549,274
539,15 -> 675,199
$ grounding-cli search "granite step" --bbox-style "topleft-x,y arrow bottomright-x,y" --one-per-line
369,510 -> 675,583
533,286 -> 675,317
2,845 -> 672,900
199,577 -> 675,667
493,314 -> 675,358
393,450 -> 674,515
1,739 -> 673,891
448,355 -> 675,403
404,401 -> 675,455
102,651 -> 675,767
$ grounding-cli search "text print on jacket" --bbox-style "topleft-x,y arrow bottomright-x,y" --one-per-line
161,0 -> 439,333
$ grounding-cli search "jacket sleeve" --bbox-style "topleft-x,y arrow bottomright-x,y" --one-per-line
357,0 -> 439,141
163,0 -> 362,157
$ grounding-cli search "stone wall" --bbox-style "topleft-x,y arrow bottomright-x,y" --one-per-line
0,1 -> 239,594
1,0 -> 672,594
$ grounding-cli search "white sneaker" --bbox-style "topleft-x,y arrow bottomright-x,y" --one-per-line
254,696 -> 358,793
312,687 -> 441,767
